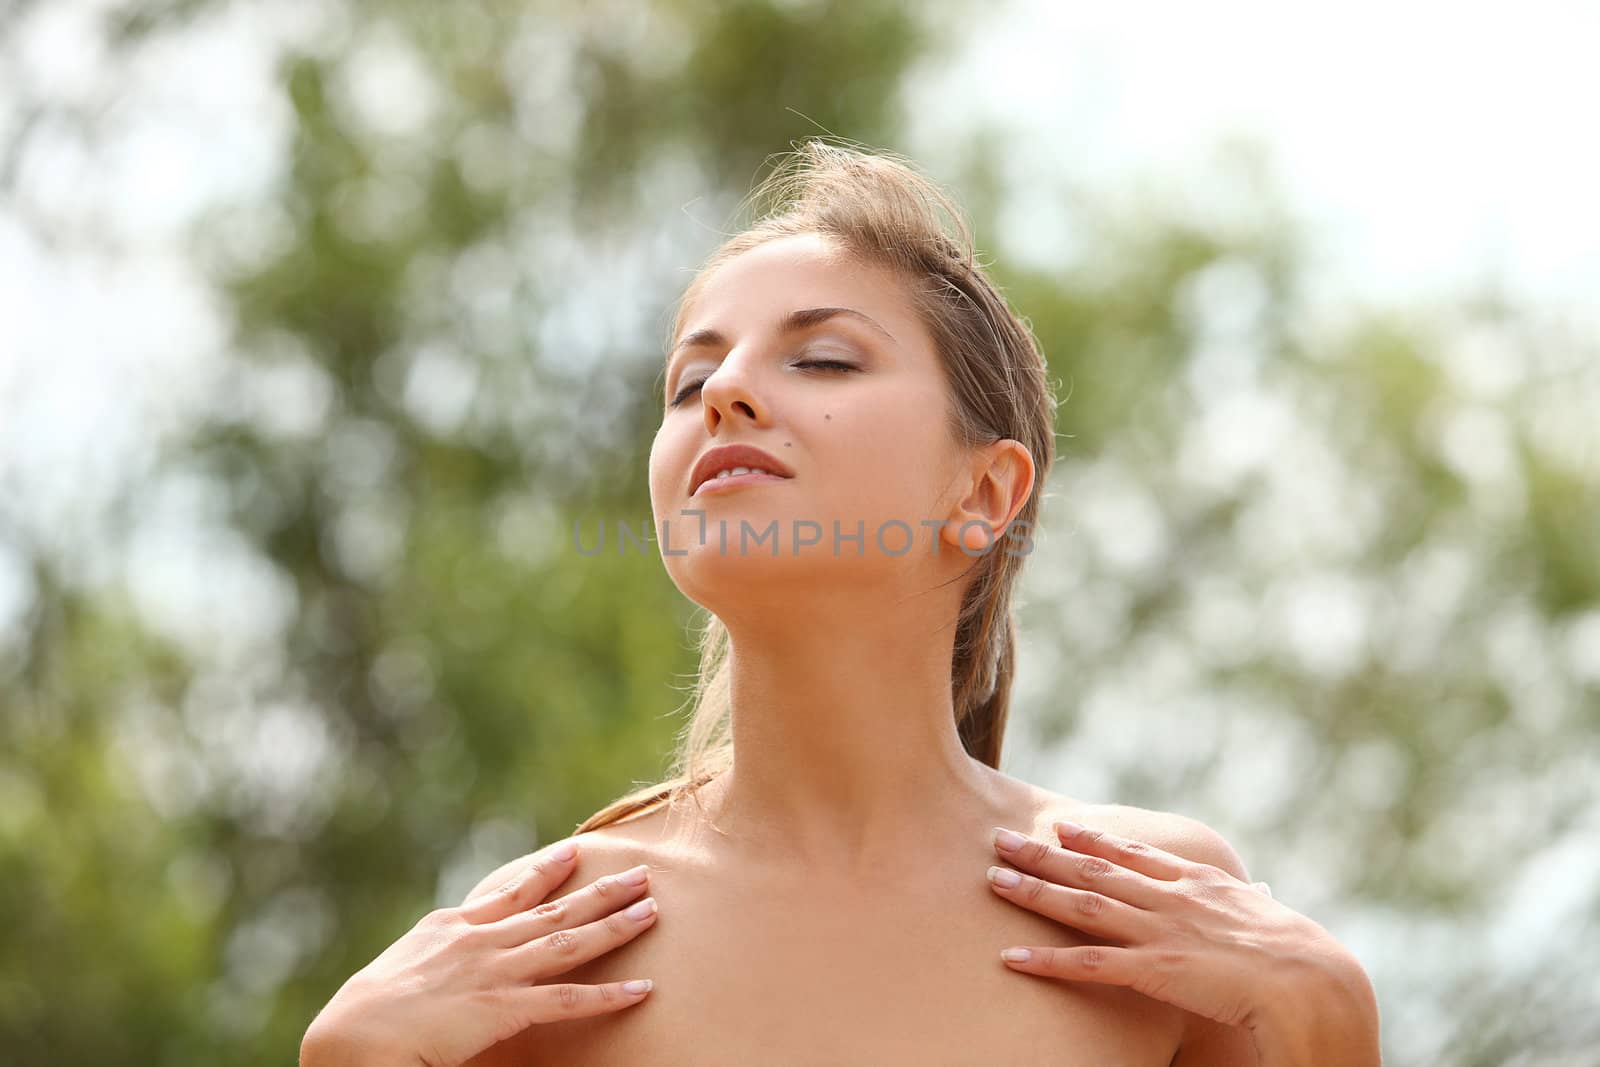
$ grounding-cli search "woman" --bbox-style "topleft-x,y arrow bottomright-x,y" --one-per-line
303,141 -> 1381,1067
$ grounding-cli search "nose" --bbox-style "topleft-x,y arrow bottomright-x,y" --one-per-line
699,352 -> 767,433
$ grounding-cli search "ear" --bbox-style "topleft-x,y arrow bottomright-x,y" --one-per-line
942,439 -> 1035,555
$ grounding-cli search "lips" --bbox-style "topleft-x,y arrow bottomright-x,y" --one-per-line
688,443 -> 795,496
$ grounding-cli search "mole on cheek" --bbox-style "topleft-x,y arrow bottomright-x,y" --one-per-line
824,414 -> 831,420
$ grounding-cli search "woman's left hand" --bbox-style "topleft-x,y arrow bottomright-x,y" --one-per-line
985,821 -> 1356,1032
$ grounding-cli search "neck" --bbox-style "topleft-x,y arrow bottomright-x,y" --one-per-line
685,588 -> 1010,875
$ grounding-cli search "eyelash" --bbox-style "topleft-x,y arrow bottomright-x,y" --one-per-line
668,359 -> 858,408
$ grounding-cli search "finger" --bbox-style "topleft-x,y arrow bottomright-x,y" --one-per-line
999,943 -> 1143,988
459,840 -> 581,926
986,865 -> 1155,941
506,895 -> 660,982
518,979 -> 654,1026
488,865 -> 651,948
1052,821 -> 1191,881
1252,881 -> 1273,898
992,828 -> 1165,909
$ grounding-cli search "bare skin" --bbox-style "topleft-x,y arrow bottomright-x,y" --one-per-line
452,234 -> 1268,1065
460,767 -> 1250,1067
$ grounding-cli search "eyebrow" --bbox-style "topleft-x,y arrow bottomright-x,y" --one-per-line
666,306 -> 897,369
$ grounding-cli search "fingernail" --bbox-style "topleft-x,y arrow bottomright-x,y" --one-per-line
551,841 -> 577,862
625,897 -> 657,921
618,864 -> 649,886
994,827 -> 1027,853
988,866 -> 1021,889
623,979 -> 653,995
1054,820 -> 1083,837
1001,947 -> 1032,963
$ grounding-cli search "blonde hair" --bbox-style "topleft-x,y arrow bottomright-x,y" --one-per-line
574,138 -> 1058,834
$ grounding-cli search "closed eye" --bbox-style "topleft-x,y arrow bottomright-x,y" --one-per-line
667,359 -> 859,408
796,359 -> 858,373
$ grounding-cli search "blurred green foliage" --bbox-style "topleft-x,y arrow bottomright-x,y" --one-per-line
1,1 -> 1596,1064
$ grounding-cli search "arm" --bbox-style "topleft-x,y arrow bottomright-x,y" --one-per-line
1155,813 -> 1381,1067
1241,950 -> 1382,1067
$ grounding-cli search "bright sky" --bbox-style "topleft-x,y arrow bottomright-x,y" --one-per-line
909,0 -> 1600,316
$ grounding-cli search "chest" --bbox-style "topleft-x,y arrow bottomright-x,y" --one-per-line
485,866 -> 1186,1066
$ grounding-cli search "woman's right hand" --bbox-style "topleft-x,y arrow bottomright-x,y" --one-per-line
301,839 -> 659,1067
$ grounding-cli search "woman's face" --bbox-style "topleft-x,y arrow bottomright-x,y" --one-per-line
649,232 -> 973,603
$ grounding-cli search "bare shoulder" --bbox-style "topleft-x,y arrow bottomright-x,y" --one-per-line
974,769 -> 1252,882
1088,801 -> 1253,882
460,804 -> 677,909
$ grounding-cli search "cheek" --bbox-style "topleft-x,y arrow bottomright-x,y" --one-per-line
646,431 -> 678,511
872,391 -> 950,471
828,407 -> 951,518
647,423 -> 709,517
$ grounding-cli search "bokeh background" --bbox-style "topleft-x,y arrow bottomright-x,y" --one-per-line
3,1 -> 1598,1063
